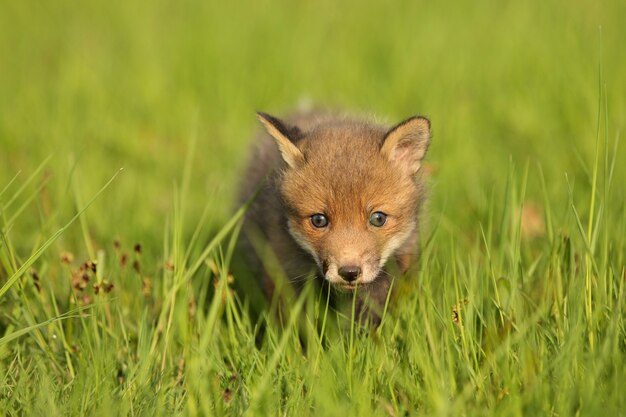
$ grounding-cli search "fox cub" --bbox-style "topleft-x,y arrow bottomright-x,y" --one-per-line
238,111 -> 431,320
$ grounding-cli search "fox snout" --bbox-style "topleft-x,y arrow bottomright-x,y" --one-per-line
337,265 -> 361,282
319,243 -> 384,289
323,259 -> 381,289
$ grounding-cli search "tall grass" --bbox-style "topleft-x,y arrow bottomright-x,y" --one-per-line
1,0 -> 625,415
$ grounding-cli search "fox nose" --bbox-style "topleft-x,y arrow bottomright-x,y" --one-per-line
338,265 -> 361,282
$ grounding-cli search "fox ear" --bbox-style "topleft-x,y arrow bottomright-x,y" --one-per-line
381,116 -> 431,174
257,112 -> 305,169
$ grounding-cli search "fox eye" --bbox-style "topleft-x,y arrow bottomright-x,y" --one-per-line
310,213 -> 329,228
369,211 -> 387,227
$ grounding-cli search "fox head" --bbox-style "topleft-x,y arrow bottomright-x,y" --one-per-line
257,112 -> 431,290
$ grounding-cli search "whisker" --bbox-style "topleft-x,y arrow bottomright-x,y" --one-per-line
288,272 -> 317,283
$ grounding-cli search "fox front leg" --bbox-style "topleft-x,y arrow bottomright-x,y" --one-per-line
355,275 -> 392,325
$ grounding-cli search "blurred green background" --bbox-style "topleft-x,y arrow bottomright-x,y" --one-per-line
1,0 -> 624,254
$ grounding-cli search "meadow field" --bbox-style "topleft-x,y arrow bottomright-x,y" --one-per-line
1,0 -> 625,415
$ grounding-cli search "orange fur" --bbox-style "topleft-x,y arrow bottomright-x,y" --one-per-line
238,111 -> 431,320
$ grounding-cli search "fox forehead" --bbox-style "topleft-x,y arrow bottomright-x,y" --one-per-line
280,135 -> 420,219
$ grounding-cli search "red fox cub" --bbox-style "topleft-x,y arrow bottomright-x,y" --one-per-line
239,111 -> 431,320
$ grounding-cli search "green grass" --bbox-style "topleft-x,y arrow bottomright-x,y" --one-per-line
1,0 -> 625,415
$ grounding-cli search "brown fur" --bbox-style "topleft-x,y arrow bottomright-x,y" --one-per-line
238,111 -> 431,321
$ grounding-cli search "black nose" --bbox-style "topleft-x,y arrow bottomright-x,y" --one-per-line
338,265 -> 361,282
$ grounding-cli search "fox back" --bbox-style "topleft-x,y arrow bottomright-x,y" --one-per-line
238,111 -> 431,316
